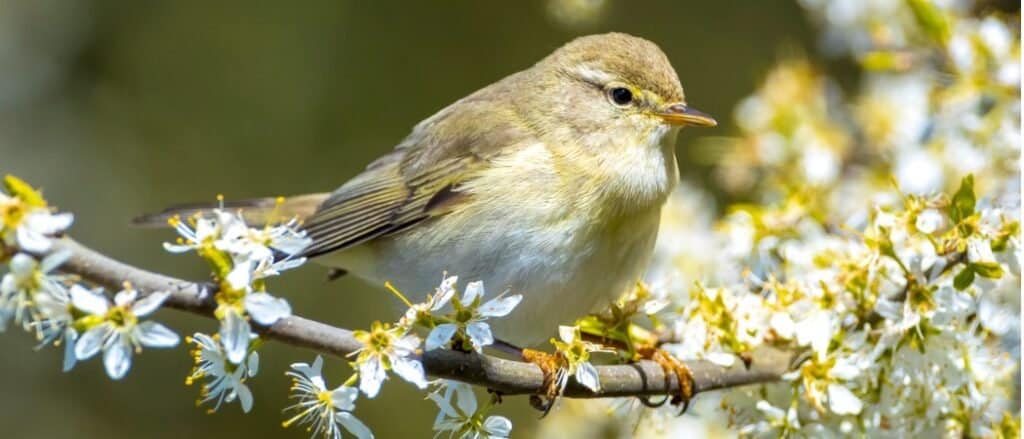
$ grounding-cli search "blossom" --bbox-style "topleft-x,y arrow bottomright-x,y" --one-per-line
423,280 -> 522,353
0,176 -> 74,253
186,332 -> 258,413
0,251 -> 69,331
283,356 -> 373,439
351,321 -> 427,397
550,325 -> 601,393
399,275 -> 458,329
72,284 -> 179,379
429,380 -> 512,439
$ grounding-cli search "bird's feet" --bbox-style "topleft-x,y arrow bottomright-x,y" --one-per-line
635,345 -> 694,412
521,348 -> 567,415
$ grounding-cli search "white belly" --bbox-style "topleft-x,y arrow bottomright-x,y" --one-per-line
321,136 -> 677,346
321,200 -> 663,346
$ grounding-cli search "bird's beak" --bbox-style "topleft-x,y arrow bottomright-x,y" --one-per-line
657,104 -> 717,127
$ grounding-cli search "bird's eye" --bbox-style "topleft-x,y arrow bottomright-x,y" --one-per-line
609,87 -> 633,106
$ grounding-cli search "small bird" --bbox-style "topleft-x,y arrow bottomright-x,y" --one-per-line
140,32 -> 715,349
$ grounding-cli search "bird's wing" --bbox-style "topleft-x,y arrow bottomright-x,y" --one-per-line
300,83 -> 533,258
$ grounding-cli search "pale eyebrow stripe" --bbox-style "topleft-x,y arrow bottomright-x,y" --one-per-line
573,64 -> 614,85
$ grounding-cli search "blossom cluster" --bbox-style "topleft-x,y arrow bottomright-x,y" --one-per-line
0,175 -> 180,379
162,199 -> 312,413
541,1 -> 1020,437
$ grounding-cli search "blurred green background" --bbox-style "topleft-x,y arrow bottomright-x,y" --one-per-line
0,1 -> 826,437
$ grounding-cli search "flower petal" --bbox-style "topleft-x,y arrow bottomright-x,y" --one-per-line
466,322 -> 493,351
477,294 -> 522,318
330,385 -> 359,411
243,292 -> 292,325
483,415 -> 512,437
576,361 -> 601,392
74,325 -> 108,360
391,356 -> 428,390
358,358 -> 386,398
16,228 -> 52,252
461,280 -> 484,304
221,310 -> 252,365
237,382 -> 254,413
337,412 -> 375,439
425,324 -> 457,351
62,328 -> 78,372
452,381 -> 477,415
558,325 -> 577,344
827,383 -> 863,415
136,321 -> 180,348
103,336 -> 133,380
130,291 -> 170,317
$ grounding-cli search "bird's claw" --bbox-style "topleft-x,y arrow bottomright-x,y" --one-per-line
638,346 -> 693,415
522,348 -> 566,416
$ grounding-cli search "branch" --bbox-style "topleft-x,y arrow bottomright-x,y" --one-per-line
49,237 -> 794,398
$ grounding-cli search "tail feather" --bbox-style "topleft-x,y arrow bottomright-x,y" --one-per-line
132,193 -> 330,228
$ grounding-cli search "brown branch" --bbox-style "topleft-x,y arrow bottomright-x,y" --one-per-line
49,237 -> 793,399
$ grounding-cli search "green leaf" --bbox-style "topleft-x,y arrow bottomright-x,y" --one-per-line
3,175 -> 46,207
949,174 -> 976,225
972,262 -> 1004,279
953,266 -> 975,290
906,0 -> 951,42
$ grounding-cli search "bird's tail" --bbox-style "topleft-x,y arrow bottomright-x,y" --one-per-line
132,193 -> 330,228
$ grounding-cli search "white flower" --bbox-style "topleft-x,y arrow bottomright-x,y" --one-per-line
162,214 -> 222,254
218,213 -> 311,263
33,282 -> 79,372
429,380 -> 511,439
0,251 -> 69,331
352,322 -> 427,397
552,325 -> 601,392
284,356 -> 373,439
71,285 -> 179,380
217,265 -> 292,365
400,275 -> 458,329
424,280 -> 522,353
0,190 -> 74,253
186,332 -> 258,413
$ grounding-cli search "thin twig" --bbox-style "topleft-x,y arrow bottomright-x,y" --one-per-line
48,237 -> 793,399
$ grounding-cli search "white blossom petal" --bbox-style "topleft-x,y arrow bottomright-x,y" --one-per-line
466,322 -> 493,351
136,321 -> 180,348
74,325 -> 108,360
827,383 -> 863,415
425,323 -> 458,351
482,416 -> 512,437
103,335 -> 133,380
221,309 -> 252,365
337,412 -> 374,439
243,292 -> 291,325
477,294 -> 523,318
130,291 -> 170,317
461,280 -> 484,304
358,358 -> 386,398
576,361 -> 601,392
390,356 -> 428,390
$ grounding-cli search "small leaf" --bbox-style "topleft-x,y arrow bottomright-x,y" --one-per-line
972,262 -> 1004,279
949,174 -> 976,225
3,175 -> 47,207
953,266 -> 975,290
907,0 -> 951,42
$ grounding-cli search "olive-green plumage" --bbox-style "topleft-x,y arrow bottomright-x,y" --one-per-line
140,32 -> 716,345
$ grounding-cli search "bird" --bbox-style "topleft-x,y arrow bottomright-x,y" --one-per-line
138,32 -> 716,351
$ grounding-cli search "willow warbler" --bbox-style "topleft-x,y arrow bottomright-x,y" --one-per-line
141,33 -> 716,347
